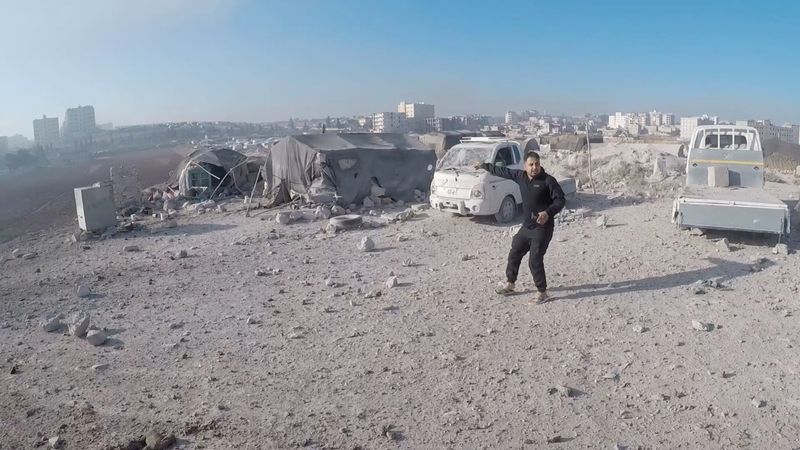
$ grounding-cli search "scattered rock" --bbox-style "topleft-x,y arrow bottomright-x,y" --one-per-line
255,270 -> 268,277
410,203 -> 430,212
275,212 -> 291,225
362,197 -> 375,208
315,206 -> 332,220
77,284 -> 92,298
123,245 -> 139,252
145,430 -> 176,450
39,315 -> 62,332
461,254 -> 476,261
48,436 -> 65,449
67,311 -> 90,337
386,276 -> 398,289
548,384 -> 576,398
176,249 -> 188,259
325,278 -> 337,287
331,205 -> 346,216
751,398 -> 766,408
358,236 -> 375,252
91,363 -> 109,371
691,320 -> 714,332
773,243 -> 789,255
11,248 -> 22,258
216,204 -> 227,213
595,215 -> 607,228
86,330 -> 107,346
22,252 -> 37,260
633,325 -> 647,333
689,228 -> 705,236
716,238 -> 731,252
246,316 -> 260,325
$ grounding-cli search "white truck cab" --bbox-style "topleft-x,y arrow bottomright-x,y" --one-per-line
429,137 -> 525,222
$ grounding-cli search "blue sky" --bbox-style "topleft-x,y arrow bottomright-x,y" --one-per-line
1,0 -> 798,137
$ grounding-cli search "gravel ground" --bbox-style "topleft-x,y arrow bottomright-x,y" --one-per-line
1,180 -> 799,449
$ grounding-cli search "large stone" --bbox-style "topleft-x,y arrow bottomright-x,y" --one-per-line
717,238 -> 731,252
86,330 -> 107,346
386,276 -> 398,288
595,215 -> 607,228
77,285 -> 92,298
40,315 -> 61,332
275,212 -> 291,225
691,320 -> 714,332
315,206 -> 332,220
22,253 -> 37,260
123,245 -> 139,252
68,311 -> 90,337
358,236 -> 375,252
773,243 -> 789,255
331,205 -> 346,216
11,248 -> 22,258
48,436 -> 65,449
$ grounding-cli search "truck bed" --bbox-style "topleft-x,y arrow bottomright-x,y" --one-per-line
677,185 -> 787,207
673,186 -> 790,236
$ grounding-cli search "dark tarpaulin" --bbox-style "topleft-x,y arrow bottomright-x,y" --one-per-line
263,133 -> 437,206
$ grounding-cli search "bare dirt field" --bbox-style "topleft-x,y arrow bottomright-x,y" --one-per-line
0,146 -> 190,243
2,173 -> 800,449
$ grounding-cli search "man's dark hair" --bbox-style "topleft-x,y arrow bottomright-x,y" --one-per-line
525,151 -> 540,161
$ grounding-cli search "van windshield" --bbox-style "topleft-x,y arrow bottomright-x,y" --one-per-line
439,145 -> 492,169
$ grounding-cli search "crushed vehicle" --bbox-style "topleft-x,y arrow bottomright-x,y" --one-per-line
429,137 -> 576,222
672,125 -> 790,238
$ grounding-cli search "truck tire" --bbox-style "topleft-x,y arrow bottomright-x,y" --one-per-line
494,196 -> 517,223
329,214 -> 362,230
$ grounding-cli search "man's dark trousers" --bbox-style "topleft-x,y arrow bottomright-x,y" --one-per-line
506,226 -> 554,293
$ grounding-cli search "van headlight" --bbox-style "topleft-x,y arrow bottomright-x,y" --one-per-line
471,184 -> 483,198
430,182 -> 437,194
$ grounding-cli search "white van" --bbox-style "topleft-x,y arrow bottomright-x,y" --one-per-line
429,138 -> 526,222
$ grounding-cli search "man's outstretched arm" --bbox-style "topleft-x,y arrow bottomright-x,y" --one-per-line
473,161 -> 522,180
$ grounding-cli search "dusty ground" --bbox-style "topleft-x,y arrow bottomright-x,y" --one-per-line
2,151 -> 800,449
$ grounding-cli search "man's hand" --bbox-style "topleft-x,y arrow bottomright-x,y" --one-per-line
536,211 -> 549,225
472,161 -> 483,170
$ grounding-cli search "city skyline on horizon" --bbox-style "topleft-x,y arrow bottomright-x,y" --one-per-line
2,0 -> 799,138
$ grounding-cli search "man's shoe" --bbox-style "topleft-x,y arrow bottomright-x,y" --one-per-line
495,282 -> 515,295
530,290 -> 549,304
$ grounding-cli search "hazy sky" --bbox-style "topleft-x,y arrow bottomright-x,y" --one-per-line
2,0 -> 798,137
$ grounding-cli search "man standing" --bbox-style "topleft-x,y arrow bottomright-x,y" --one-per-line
474,151 -> 565,304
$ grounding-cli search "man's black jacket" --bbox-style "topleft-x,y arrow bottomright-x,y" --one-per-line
480,163 -> 566,230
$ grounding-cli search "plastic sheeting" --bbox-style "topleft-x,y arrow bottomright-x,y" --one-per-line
263,133 -> 437,206
171,148 -> 259,197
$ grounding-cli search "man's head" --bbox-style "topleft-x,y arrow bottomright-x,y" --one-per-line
524,151 -> 542,177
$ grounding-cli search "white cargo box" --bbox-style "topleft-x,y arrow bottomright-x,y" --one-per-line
74,181 -> 117,232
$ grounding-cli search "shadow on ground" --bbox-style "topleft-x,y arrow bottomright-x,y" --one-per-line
551,257 -> 772,302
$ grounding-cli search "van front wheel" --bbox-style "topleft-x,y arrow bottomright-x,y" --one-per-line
494,196 -> 517,223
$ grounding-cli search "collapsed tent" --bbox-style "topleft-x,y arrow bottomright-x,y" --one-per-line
541,134 -> 589,152
171,148 -> 262,197
263,133 -> 437,207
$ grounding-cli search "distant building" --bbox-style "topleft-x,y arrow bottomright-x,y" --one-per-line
426,117 -> 455,133
33,115 -> 60,146
398,102 -> 434,133
0,136 -> 7,153
373,112 -> 406,133
680,116 -> 716,140
608,112 -> 632,129
62,105 -> 96,137
735,119 -> 799,144
505,111 -> 518,124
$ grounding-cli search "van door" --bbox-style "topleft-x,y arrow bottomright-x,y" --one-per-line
492,145 -> 522,206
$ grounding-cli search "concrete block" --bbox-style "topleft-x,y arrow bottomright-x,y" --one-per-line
707,166 -> 729,187
74,182 -> 117,232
